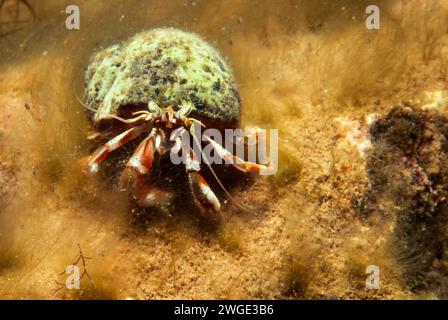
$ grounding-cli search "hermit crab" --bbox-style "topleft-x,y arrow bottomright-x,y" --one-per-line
80,28 -> 272,214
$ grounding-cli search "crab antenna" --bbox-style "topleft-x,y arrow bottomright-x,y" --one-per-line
76,95 -> 150,124
190,118 -> 206,128
75,94 -> 98,113
157,87 -> 169,108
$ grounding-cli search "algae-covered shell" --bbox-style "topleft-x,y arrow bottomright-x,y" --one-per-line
85,28 -> 240,128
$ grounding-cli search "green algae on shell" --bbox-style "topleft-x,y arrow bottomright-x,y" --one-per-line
85,28 -> 240,128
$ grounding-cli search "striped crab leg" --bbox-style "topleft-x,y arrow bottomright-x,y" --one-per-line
81,125 -> 146,173
185,147 -> 221,213
120,129 -> 172,207
203,135 -> 275,175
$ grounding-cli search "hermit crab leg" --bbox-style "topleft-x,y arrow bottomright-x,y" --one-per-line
185,121 -> 253,213
203,136 -> 275,175
82,125 -> 145,173
124,130 -> 156,176
185,147 -> 221,213
121,129 -> 172,207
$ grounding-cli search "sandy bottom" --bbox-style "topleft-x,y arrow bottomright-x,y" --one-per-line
1,0 -> 448,299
